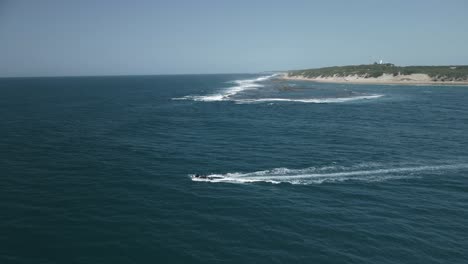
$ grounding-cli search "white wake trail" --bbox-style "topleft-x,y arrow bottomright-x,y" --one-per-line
191,163 -> 468,185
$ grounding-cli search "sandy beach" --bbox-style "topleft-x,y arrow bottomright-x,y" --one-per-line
280,73 -> 468,86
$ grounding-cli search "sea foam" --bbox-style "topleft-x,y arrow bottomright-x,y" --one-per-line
173,74 -> 384,104
233,94 -> 384,104
173,74 -> 277,102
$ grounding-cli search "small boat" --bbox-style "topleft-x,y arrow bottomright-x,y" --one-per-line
192,174 -> 223,180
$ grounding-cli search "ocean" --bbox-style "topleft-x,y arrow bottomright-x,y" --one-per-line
1,74 -> 468,263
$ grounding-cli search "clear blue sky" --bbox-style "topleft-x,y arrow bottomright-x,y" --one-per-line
1,0 -> 467,77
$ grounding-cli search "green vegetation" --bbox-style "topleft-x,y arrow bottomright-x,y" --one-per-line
289,64 -> 468,81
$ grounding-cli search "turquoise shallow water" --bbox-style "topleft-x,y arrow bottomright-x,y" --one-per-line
1,74 -> 468,263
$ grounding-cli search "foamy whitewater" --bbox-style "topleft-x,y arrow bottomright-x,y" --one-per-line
173,74 -> 277,102
173,74 -> 384,104
234,94 -> 383,104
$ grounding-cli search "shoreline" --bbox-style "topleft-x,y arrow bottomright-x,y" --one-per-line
280,74 -> 468,86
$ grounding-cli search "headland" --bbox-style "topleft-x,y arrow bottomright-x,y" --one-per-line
282,64 -> 468,85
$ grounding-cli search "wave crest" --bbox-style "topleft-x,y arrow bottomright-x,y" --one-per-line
173,74 -> 384,104
234,94 -> 384,104
173,74 -> 277,102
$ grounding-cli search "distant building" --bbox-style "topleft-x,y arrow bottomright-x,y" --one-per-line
373,60 -> 395,67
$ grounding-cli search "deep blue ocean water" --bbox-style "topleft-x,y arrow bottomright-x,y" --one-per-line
1,74 -> 468,263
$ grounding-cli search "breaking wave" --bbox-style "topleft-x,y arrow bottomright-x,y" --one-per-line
173,74 -> 384,104
234,94 -> 384,104
190,163 -> 468,185
173,74 -> 277,102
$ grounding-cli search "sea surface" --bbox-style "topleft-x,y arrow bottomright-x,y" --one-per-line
1,74 -> 468,263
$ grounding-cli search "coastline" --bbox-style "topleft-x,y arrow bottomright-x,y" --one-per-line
280,73 -> 468,86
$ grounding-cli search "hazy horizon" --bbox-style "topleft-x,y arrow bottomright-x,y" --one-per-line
1,0 -> 468,77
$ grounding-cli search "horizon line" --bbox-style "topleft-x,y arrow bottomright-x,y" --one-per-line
0,71 -> 287,79
2,63 -> 467,79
